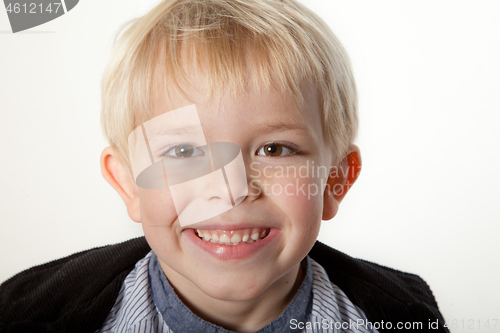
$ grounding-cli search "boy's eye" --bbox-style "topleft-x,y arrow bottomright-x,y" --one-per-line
163,144 -> 204,158
256,143 -> 295,157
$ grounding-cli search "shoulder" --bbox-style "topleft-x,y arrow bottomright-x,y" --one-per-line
309,241 -> 449,332
0,237 -> 151,333
98,251 -> 163,332
307,257 -> 376,332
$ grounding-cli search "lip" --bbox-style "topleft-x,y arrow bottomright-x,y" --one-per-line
183,227 -> 279,260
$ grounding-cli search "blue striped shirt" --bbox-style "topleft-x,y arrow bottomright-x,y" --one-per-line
98,251 -> 378,333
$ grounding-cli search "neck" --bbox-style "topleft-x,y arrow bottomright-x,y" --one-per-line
160,261 -> 305,332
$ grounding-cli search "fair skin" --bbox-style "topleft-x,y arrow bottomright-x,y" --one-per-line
101,72 -> 361,332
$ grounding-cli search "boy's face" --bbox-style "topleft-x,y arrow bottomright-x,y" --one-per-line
128,73 -> 338,303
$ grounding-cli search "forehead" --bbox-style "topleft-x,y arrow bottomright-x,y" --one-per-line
150,76 -> 323,144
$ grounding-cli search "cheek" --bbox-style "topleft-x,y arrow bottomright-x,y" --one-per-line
139,188 -> 183,259
277,176 -> 323,223
258,168 -> 325,235
138,188 -> 178,227
269,175 -> 323,261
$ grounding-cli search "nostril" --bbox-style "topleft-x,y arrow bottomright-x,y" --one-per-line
233,194 -> 247,205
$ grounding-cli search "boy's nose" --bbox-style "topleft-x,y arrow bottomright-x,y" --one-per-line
200,168 -> 235,205
168,168 -> 234,226
197,142 -> 248,208
208,142 -> 248,206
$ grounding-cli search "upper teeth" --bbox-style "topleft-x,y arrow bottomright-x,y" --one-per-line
195,228 -> 270,245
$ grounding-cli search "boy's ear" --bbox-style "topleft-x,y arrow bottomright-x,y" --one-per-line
100,147 -> 141,223
322,144 -> 362,221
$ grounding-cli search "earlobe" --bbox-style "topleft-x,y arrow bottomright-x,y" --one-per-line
322,144 -> 362,221
322,187 -> 340,221
100,147 -> 142,223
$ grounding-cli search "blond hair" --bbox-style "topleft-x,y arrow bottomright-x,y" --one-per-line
101,0 -> 358,175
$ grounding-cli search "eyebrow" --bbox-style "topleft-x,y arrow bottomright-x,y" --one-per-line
145,125 -> 204,140
145,120 -> 311,140
251,121 -> 311,136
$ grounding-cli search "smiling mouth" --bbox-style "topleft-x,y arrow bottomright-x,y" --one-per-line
195,228 -> 270,245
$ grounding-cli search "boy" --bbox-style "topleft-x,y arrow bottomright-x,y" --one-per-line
0,0 -> 448,332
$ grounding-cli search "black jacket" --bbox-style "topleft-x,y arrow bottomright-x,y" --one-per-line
0,237 -> 449,332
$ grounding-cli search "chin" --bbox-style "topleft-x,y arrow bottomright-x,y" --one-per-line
194,273 -> 272,301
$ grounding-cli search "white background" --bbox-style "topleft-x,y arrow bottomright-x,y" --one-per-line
1,1 -> 499,331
